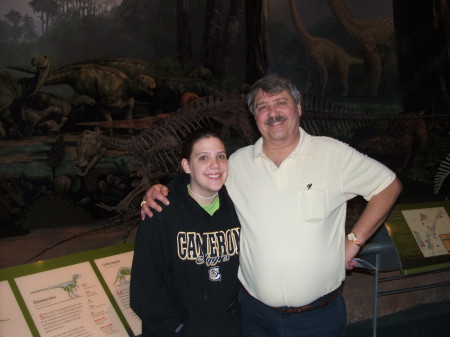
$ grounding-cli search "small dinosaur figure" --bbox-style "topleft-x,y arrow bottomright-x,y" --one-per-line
289,0 -> 363,96
31,274 -> 82,299
0,54 -> 50,136
22,92 -> 95,133
112,267 -> 131,285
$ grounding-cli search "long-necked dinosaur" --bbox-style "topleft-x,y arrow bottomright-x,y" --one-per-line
30,274 -> 81,299
326,0 -> 395,97
288,0 -> 363,96
0,54 -> 50,136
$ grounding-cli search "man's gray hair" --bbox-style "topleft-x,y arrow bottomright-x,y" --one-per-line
246,74 -> 302,114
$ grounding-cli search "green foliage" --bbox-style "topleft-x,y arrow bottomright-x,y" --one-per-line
218,73 -> 246,92
156,55 -> 196,76
401,122 -> 450,185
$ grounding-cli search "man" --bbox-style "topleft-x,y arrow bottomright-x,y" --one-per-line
141,74 -> 402,336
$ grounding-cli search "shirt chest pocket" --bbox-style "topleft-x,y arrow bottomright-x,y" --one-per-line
298,189 -> 328,221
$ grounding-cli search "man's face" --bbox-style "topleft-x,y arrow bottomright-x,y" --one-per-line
253,89 -> 301,143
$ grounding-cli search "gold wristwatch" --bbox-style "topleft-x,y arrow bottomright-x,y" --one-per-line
347,232 -> 364,247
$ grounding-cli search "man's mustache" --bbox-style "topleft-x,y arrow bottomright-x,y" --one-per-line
265,115 -> 288,125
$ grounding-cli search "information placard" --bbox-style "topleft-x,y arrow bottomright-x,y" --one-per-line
15,262 -> 129,337
0,242 -> 141,337
385,201 -> 450,275
95,251 -> 141,336
0,280 -> 33,337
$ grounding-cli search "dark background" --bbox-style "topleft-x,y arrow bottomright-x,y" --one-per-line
0,0 -> 448,238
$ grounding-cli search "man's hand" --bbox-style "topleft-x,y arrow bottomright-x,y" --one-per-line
140,184 -> 170,219
345,241 -> 360,270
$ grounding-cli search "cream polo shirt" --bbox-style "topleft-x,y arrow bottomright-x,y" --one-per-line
226,128 -> 395,307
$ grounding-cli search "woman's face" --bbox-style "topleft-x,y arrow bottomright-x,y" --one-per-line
181,136 -> 228,196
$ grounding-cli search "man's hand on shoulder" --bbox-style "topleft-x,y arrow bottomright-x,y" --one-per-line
140,184 -> 170,219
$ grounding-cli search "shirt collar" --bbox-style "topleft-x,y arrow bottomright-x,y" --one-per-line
252,127 -> 311,159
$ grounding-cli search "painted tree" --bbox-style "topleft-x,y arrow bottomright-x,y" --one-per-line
29,0 -> 58,34
202,0 -> 222,71
22,15 -> 38,42
177,0 -> 192,65
4,10 -> 23,41
245,0 -> 269,83
201,0 -> 245,77
211,0 -> 245,77
393,0 -> 450,116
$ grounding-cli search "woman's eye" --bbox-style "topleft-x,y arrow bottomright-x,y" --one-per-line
199,156 -> 207,160
218,154 -> 227,159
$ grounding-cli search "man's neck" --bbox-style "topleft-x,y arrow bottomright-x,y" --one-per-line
262,132 -> 300,167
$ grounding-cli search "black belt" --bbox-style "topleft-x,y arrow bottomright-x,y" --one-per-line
273,283 -> 343,314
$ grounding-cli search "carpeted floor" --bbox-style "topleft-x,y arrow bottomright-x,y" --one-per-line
345,300 -> 450,337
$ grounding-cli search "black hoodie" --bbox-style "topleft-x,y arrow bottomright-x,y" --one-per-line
130,173 -> 241,337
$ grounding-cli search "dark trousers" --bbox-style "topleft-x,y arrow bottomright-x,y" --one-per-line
238,289 -> 347,337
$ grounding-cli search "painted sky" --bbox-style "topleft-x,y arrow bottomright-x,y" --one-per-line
0,0 -> 37,19
1,0 -> 393,25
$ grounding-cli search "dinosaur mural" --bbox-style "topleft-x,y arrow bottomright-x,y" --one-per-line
355,113 -> 428,173
0,54 -> 50,137
76,91 -> 449,213
30,274 -> 81,299
434,154 -> 450,195
11,58 -> 220,112
76,94 -> 255,211
288,0 -> 363,96
21,93 -> 95,134
326,0 -> 395,96
69,58 -> 218,100
11,63 -> 156,132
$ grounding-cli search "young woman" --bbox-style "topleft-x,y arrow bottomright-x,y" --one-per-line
130,130 -> 241,337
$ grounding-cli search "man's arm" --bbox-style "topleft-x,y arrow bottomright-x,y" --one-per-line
140,184 -> 171,219
345,177 -> 402,270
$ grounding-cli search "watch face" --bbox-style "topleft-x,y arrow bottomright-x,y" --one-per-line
347,233 -> 355,241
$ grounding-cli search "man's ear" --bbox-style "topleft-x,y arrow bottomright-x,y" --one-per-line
181,158 -> 190,174
297,103 -> 302,117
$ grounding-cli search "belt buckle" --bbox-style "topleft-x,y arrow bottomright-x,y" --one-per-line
283,304 -> 314,314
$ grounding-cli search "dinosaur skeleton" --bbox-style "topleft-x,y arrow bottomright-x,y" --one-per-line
25,94 -> 449,263
77,93 -> 450,213
77,94 -> 255,211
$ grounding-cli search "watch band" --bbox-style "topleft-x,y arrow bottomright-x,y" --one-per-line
347,232 -> 364,247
